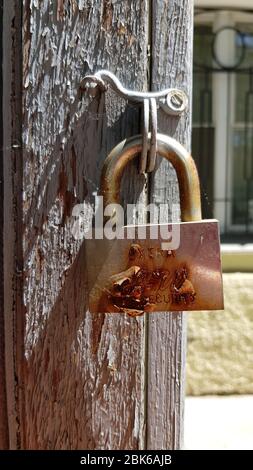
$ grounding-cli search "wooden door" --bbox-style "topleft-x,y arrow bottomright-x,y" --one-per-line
1,0 -> 193,450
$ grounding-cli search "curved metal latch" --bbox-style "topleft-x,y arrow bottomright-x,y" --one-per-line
81,70 -> 188,116
81,70 -> 188,173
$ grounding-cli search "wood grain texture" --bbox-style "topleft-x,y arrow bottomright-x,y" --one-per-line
22,0 -> 148,450
146,0 -> 193,449
2,0 -> 23,449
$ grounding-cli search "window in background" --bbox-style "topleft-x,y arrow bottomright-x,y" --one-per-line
192,9 -> 253,237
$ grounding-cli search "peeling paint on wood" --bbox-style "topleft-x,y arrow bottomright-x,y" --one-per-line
21,0 -> 148,449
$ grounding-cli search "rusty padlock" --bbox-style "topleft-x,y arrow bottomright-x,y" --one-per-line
87,133 -> 224,316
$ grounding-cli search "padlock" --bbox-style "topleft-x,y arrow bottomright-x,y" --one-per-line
86,133 -> 224,316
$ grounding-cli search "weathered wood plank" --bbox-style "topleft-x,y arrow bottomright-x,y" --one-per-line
21,0 -> 148,450
2,0 -> 23,450
147,0 -> 193,449
0,0 -> 9,450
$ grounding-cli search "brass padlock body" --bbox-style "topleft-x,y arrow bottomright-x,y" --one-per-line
87,134 -> 223,316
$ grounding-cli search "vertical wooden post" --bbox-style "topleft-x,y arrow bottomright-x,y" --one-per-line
1,0 -> 22,450
0,2 -> 8,449
1,0 -> 193,449
147,0 -> 193,449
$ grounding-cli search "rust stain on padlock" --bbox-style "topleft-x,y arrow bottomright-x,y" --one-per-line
98,249 -> 197,317
87,221 -> 224,315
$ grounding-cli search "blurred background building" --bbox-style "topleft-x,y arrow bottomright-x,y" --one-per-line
187,0 -> 253,397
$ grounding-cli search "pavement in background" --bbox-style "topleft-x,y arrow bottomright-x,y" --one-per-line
184,395 -> 253,450
186,273 -> 253,396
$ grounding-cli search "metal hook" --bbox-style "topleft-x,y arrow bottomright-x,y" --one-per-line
139,98 -> 157,174
147,98 -> 158,172
139,99 -> 149,174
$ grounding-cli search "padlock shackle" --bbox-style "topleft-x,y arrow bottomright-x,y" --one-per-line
100,133 -> 202,222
